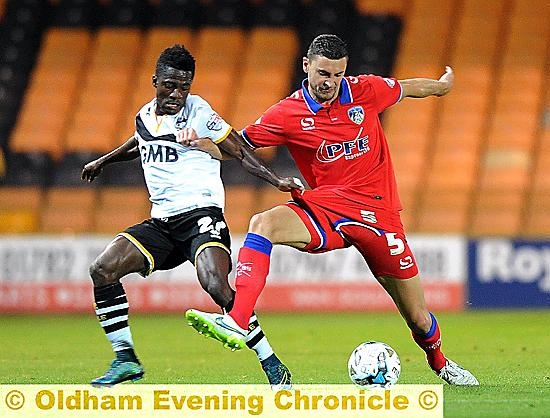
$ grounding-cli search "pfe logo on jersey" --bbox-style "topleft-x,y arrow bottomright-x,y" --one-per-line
347,106 -> 364,124
206,113 -> 223,131
383,77 -> 396,88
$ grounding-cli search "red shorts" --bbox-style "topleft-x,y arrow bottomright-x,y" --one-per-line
286,189 -> 418,280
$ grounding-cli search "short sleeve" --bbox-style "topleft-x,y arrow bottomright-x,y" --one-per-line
358,74 -> 402,113
190,99 -> 232,143
242,102 -> 286,148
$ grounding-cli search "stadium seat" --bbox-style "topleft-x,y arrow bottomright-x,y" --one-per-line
0,186 -> 43,233
467,0 -> 548,236
50,0 -> 101,27
416,190 -> 471,233
101,0 -> 151,27
39,187 -> 96,233
191,27 -> 244,119
220,159 -> 262,187
100,157 -> 146,187
256,187 -> 292,214
350,14 -> 402,76
2,151 -> 53,186
355,0 -> 407,16
63,28 -> 142,155
94,186 -> 150,234
251,0 -> 300,27
469,191 -> 524,236
229,28 -> 297,129
150,0 -> 202,27
9,29 -> 92,159
50,152 -> 103,187
1,0 -> 51,147
411,0 -> 509,234
224,185 -> 257,234
201,0 -> 250,27
525,192 -> 550,236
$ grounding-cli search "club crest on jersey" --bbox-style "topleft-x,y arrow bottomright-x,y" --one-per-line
347,106 -> 364,124
175,114 -> 187,130
206,113 -> 223,131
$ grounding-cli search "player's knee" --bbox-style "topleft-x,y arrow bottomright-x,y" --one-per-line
248,212 -> 275,238
406,310 -> 432,335
89,258 -> 117,287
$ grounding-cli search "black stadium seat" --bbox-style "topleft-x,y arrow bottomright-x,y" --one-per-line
1,151 -> 53,186
348,14 -> 402,76
101,0 -> 151,27
151,0 -> 202,28
251,0 -> 301,27
50,0 -> 101,28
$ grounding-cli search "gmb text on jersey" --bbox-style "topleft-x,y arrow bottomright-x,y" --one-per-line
140,143 -> 179,164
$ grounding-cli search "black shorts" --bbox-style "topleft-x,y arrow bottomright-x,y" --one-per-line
119,207 -> 231,276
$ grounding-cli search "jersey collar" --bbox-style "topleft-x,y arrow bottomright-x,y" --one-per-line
301,77 -> 353,114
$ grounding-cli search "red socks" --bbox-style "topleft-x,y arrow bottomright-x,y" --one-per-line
412,312 -> 447,372
229,233 -> 273,329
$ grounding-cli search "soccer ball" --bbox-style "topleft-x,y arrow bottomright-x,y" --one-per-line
348,341 -> 401,388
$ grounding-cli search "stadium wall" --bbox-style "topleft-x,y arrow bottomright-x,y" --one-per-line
4,236 -> 549,312
0,235 -> 466,313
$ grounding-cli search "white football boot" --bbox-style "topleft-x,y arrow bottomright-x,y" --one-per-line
437,359 -> 479,385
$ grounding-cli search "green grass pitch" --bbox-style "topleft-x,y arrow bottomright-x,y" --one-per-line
1,310 -> 549,418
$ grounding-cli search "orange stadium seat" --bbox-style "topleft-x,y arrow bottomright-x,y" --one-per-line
223,185 -> 258,234
391,0 -> 453,78
39,188 -> 96,234
468,0 -> 549,236
256,187 -> 292,214
416,191 -> 471,233
63,28 -> 142,155
469,191 -> 524,236
0,186 -> 43,233
525,192 -> 550,236
191,28 -> 244,119
229,28 -> 297,129
355,0 -> 407,16
9,29 -> 92,159
94,187 -> 150,234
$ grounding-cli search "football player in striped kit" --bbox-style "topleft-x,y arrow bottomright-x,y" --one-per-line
81,44 -> 302,388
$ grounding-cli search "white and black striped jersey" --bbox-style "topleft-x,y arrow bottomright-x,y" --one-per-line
135,95 -> 232,219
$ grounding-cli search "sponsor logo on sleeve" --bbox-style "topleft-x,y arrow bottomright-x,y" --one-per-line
206,113 -> 223,131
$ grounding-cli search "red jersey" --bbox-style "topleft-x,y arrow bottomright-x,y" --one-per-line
243,75 -> 403,210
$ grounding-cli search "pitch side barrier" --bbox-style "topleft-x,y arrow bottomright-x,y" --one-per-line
0,235 -> 470,313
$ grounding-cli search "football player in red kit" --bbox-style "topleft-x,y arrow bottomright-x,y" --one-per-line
187,34 -> 478,385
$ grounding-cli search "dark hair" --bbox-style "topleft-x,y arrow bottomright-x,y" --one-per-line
307,34 -> 348,60
156,44 -> 196,77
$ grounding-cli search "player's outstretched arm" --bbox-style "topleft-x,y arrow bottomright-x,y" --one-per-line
81,136 -> 139,183
399,66 -> 454,98
175,128 -> 223,160
218,129 -> 304,192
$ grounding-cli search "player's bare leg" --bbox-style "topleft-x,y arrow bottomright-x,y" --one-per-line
186,207 -> 307,387
377,275 -> 479,385
191,245 -> 292,388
